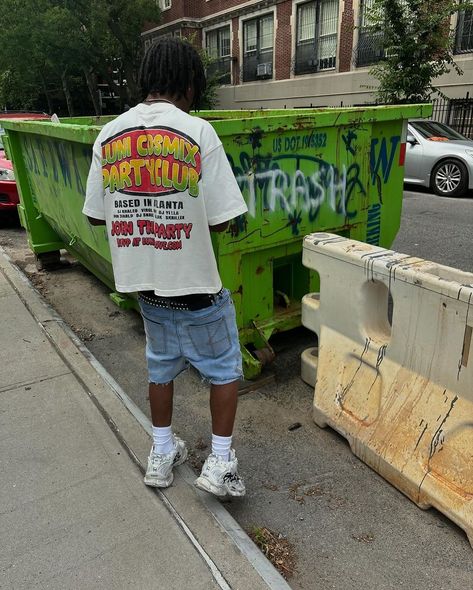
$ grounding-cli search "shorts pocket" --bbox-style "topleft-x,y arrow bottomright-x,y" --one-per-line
187,316 -> 231,358
143,316 -> 167,354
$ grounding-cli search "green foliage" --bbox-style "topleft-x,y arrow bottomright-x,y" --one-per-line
367,0 -> 473,103
196,43 -> 221,110
0,70 -> 37,111
0,0 -> 160,114
180,32 -> 220,110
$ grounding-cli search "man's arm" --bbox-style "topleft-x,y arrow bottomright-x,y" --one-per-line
83,137 -> 106,224
87,216 -> 106,226
201,140 -> 248,234
209,221 -> 228,233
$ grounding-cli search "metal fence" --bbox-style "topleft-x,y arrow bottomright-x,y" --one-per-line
431,94 -> 473,139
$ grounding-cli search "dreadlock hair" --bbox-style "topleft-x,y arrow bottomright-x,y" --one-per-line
139,37 -> 207,110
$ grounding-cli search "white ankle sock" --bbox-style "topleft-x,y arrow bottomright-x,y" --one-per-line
212,434 -> 232,461
152,425 -> 174,455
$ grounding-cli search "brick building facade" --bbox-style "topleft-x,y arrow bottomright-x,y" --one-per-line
143,0 -> 473,109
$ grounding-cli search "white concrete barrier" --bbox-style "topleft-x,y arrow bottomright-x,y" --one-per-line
301,233 -> 473,545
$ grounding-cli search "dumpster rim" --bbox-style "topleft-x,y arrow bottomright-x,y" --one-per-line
0,103 -> 433,142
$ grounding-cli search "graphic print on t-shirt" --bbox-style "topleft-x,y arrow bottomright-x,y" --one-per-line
101,126 -> 201,252
101,126 -> 202,197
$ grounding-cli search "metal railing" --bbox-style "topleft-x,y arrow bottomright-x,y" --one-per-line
431,94 -> 473,139
455,10 -> 473,54
354,31 -> 385,67
294,41 -> 336,75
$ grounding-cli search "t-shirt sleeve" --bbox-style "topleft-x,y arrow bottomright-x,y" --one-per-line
82,137 -> 105,220
200,141 -> 248,226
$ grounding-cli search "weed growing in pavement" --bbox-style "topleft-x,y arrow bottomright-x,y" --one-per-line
248,526 -> 296,579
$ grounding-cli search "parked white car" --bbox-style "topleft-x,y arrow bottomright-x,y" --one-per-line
404,120 -> 473,197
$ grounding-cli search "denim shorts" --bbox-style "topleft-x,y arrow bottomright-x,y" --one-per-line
138,288 -> 243,385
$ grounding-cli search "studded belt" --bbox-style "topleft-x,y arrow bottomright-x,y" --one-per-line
138,288 -> 224,311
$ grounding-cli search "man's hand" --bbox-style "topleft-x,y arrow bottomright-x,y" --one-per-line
87,216 -> 106,226
209,221 -> 228,233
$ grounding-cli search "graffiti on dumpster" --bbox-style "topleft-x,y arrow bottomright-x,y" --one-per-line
18,128 -> 401,248
21,134 -> 91,197
272,132 -> 328,153
228,151 -> 365,237
342,130 -> 358,156
366,203 -> 382,245
366,135 -> 402,246
370,136 -> 401,186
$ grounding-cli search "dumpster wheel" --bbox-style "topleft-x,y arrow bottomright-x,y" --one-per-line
35,251 -> 67,271
253,346 -> 276,366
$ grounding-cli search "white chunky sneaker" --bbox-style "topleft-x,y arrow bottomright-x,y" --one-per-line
195,449 -> 246,497
144,436 -> 188,488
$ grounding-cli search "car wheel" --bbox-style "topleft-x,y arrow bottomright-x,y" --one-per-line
431,159 -> 468,197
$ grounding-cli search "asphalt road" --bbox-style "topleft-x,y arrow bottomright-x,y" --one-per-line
393,187 -> 473,272
1,188 -> 472,590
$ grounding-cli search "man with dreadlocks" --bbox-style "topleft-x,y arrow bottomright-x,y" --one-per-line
83,38 -> 248,497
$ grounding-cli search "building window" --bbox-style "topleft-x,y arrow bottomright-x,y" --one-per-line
159,0 -> 171,10
355,0 -> 384,67
242,14 -> 274,82
295,0 -> 339,75
206,26 -> 232,85
456,5 -> 473,53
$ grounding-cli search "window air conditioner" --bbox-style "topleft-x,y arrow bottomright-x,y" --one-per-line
256,63 -> 272,77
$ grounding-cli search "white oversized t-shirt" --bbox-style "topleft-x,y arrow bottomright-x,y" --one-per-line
83,103 -> 248,296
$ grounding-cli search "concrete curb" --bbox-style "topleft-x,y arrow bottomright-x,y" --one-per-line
0,247 -> 291,590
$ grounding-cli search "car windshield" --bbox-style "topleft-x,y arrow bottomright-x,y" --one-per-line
410,121 -> 468,141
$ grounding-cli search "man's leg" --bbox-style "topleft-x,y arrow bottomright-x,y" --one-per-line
145,380 -> 187,487
192,290 -> 245,496
139,298 -> 187,487
195,380 -> 245,496
149,381 -> 175,455
149,381 -> 174,426
210,381 -> 238,436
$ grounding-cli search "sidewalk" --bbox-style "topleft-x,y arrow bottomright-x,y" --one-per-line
0,251 -> 288,590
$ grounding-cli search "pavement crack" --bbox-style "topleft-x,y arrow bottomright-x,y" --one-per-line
0,371 -> 72,394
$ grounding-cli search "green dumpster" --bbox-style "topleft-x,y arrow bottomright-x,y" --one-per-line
2,105 -> 432,378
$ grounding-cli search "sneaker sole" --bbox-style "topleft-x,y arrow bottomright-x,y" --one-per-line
144,472 -> 174,488
194,475 -> 246,498
144,447 -> 188,488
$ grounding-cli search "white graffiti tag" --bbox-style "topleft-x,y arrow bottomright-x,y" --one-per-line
236,164 -> 350,219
